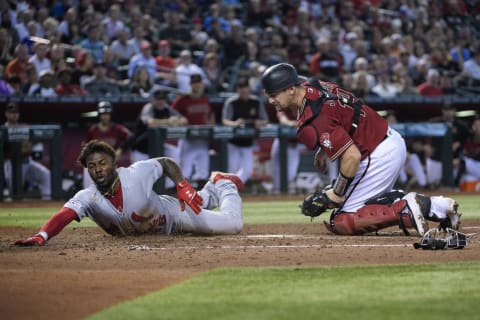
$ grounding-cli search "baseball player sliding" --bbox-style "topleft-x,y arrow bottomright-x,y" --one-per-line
15,140 -> 244,246
261,63 -> 461,236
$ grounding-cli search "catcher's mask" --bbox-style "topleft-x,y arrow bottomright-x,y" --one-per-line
413,228 -> 471,250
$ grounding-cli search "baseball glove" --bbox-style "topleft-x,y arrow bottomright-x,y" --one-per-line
300,190 -> 339,218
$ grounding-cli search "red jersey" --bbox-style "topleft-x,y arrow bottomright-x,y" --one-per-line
85,123 -> 132,148
171,95 -> 212,125
297,80 -> 388,160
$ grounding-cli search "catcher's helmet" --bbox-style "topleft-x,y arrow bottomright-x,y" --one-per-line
261,63 -> 303,95
97,101 -> 113,114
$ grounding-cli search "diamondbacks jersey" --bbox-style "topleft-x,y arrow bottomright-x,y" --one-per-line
85,123 -> 131,149
297,80 -> 388,161
171,94 -> 212,125
64,159 -> 176,235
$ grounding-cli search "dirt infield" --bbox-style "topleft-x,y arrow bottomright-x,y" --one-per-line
1,200 -> 479,320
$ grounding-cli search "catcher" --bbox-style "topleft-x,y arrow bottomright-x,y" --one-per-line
15,140 -> 244,246
262,63 -> 461,235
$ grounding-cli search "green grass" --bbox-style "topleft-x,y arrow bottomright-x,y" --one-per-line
89,262 -> 480,320
2,196 -> 479,319
0,195 -> 479,228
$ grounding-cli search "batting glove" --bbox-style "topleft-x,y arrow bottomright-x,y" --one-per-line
15,234 -> 46,246
176,180 -> 203,214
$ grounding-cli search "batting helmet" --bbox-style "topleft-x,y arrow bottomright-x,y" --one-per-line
261,63 -> 303,95
97,101 -> 113,114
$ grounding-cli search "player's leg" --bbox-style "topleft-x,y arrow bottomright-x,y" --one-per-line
287,144 -> 301,191
178,139 -> 194,180
174,173 -> 243,235
25,158 -> 51,200
237,146 -> 255,183
163,143 -> 180,189
325,199 -> 412,235
341,128 -> 406,213
405,153 -> 427,187
192,141 -> 210,181
227,143 -> 241,176
270,138 -> 281,192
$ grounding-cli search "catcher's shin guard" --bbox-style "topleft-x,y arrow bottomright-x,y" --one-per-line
324,200 -> 409,235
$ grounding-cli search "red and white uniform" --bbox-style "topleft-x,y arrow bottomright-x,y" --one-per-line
172,94 -> 213,181
297,80 -> 407,212
38,159 -> 243,241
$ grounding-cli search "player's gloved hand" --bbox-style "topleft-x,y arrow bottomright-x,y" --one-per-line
176,180 -> 203,214
14,234 -> 46,246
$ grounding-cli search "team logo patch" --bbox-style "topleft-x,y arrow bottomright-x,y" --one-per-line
320,133 -> 333,150
68,199 -> 82,209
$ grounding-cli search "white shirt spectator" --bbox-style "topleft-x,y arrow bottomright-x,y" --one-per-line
463,52 -> 480,80
175,50 -> 209,93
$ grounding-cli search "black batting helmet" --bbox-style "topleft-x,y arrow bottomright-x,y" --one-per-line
97,101 -> 113,114
261,63 -> 303,95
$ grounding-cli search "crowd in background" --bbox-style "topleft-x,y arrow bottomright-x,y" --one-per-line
1,0 -> 480,198
0,0 -> 479,99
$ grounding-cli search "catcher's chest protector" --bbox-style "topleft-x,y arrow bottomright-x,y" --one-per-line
329,200 -> 408,235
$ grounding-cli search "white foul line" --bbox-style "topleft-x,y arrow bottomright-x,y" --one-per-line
128,243 -> 410,251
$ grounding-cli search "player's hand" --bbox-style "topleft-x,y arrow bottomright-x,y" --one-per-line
325,188 -> 345,207
176,180 -> 203,214
15,234 -> 46,247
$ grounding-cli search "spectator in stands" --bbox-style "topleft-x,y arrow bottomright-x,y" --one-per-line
190,16 -> 209,53
82,101 -> 133,188
127,40 -> 157,83
80,24 -> 105,64
196,37 -> 224,68
371,69 -> 398,98
258,42 -> 282,67
236,39 -> 260,71
417,68 -> 443,97
127,64 -> 154,98
222,76 -> 269,184
128,25 -> 145,54
248,61 -> 266,96
27,69 -> 57,97
352,57 -> 376,90
3,102 -> 51,200
175,49 -> 208,94
172,74 -> 215,188
350,70 -> 371,99
55,67 -> 87,96
459,48 -> 480,87
83,61 -> 121,97
201,52 -> 225,95
109,29 -> 137,74
158,8 -> 192,56
154,39 -> 177,88
221,19 -> 245,67
124,87 -> 187,189
270,109 -> 301,194
5,43 -> 31,86
102,4 -> 125,39
309,36 -> 343,83
71,50 -> 94,87
57,7 -> 77,44
28,42 -> 51,78
49,43 -> 67,74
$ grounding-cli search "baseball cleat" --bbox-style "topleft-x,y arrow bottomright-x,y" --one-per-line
210,171 -> 244,190
403,192 -> 429,236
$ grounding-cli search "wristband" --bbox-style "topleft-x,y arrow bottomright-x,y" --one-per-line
37,231 -> 48,241
332,172 -> 354,196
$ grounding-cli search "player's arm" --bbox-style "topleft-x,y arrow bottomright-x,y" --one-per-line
14,207 -> 78,246
325,143 -> 360,204
155,157 -> 203,214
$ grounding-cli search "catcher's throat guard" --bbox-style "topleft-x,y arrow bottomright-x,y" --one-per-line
413,228 -> 472,250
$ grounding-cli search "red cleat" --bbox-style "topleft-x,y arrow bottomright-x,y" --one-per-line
210,171 -> 244,190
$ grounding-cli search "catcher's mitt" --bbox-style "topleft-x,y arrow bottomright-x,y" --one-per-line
300,190 -> 339,218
